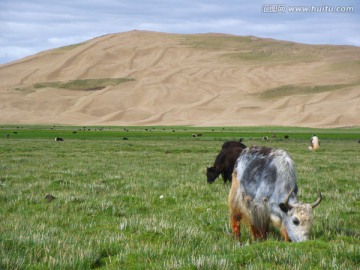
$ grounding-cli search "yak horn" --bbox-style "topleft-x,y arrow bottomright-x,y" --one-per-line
284,188 -> 294,208
311,190 -> 322,208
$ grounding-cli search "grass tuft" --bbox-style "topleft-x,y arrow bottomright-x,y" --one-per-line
255,82 -> 360,99
32,78 -> 135,91
14,78 -> 135,93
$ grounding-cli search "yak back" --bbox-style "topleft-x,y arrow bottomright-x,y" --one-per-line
222,141 -> 247,150
235,146 -> 298,203
214,147 -> 244,171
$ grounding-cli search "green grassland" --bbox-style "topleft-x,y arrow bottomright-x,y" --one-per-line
255,83 -> 360,100
15,78 -> 135,93
182,34 -> 319,64
0,126 -> 359,269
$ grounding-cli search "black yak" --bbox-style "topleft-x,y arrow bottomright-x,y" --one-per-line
207,142 -> 246,184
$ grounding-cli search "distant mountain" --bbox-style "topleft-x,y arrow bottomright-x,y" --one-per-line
1,30 -> 359,127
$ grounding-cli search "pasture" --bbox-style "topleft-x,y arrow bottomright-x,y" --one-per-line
0,126 -> 359,269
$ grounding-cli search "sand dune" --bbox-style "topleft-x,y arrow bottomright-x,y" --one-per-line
1,30 -> 360,127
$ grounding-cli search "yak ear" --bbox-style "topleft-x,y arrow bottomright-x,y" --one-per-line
279,203 -> 288,213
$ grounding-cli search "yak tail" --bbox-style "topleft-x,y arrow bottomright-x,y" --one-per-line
249,201 -> 271,232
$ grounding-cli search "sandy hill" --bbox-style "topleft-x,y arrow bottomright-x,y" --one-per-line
1,30 -> 360,127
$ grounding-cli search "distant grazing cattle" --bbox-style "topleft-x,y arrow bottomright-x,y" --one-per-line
284,135 -> 289,139
262,136 -> 269,141
308,135 -> 320,150
221,141 -> 246,150
228,146 -> 322,242
55,137 -> 64,141
45,194 -> 55,202
207,142 -> 247,184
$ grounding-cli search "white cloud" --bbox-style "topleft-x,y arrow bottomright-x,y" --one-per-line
46,36 -> 89,47
0,46 -> 37,62
346,37 -> 360,46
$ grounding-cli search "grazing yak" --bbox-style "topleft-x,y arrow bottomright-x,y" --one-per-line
228,146 -> 322,242
207,141 -> 247,184
308,135 -> 320,151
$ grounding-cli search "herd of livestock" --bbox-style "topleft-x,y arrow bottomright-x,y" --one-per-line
54,130 -> 323,243
207,136 -> 322,243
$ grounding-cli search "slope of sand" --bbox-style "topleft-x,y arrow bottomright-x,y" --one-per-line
1,30 -> 360,127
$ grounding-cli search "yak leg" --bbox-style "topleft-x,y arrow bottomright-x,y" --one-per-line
250,224 -> 268,241
225,170 -> 233,183
281,226 -> 290,242
221,172 -> 226,182
229,171 -> 241,239
230,212 -> 242,240
223,173 -> 228,184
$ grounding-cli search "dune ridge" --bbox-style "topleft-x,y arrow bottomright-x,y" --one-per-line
1,30 -> 360,127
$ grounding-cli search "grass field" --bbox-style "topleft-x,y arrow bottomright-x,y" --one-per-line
0,126 -> 359,269
15,78 -> 135,93
255,83 -> 360,100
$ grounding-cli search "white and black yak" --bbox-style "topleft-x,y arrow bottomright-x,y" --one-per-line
228,146 -> 322,242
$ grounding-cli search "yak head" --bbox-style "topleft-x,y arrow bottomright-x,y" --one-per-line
206,166 -> 219,184
279,189 -> 322,242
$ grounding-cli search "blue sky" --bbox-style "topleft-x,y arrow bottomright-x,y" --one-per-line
0,0 -> 359,64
